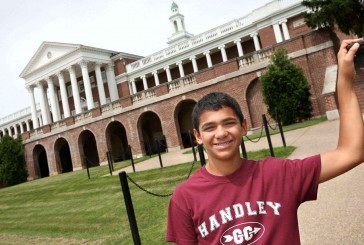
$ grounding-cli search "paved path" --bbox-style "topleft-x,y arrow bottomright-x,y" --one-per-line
116,120 -> 363,244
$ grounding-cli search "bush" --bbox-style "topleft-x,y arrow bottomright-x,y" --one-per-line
0,135 -> 28,187
260,48 -> 313,125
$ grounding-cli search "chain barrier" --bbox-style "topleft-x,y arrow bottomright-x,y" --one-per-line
245,125 -> 264,143
125,160 -> 196,198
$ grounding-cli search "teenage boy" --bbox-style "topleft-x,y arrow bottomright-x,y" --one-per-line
166,39 -> 364,244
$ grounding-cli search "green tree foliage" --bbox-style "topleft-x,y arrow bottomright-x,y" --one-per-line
260,48 -> 313,125
302,0 -> 364,37
0,135 -> 28,187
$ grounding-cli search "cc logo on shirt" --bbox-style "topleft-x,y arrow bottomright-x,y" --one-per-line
220,222 -> 265,245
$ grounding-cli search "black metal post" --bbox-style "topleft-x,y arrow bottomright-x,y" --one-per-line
156,140 -> 163,168
109,151 -> 115,171
188,130 -> 197,162
85,157 -> 90,179
106,152 -> 113,176
163,135 -> 168,153
128,145 -> 136,173
240,139 -> 248,159
197,144 -> 206,166
277,113 -> 286,147
262,114 -> 275,157
119,171 -> 141,245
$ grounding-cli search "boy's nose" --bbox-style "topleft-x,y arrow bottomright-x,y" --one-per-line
215,126 -> 228,138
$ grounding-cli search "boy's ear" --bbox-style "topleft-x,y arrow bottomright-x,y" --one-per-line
193,128 -> 203,145
241,119 -> 247,136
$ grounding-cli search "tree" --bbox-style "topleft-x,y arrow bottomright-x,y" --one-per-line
260,48 -> 313,125
0,135 -> 28,187
302,0 -> 364,37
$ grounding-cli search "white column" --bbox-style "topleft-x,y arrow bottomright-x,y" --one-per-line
219,45 -> 228,62
14,125 -> 18,136
46,77 -> 60,122
20,124 -> 24,134
280,19 -> 290,40
164,66 -> 172,82
273,23 -> 283,43
67,66 -> 82,114
55,89 -> 61,119
250,33 -> 261,51
177,61 -> 185,78
27,86 -> 39,129
37,81 -> 50,125
153,71 -> 160,86
38,116 -> 43,127
8,127 -> 12,136
204,51 -> 212,67
190,56 -> 198,73
141,75 -> 148,90
26,120 -> 30,131
131,80 -> 137,94
105,63 -> 119,102
79,61 -> 94,110
56,72 -> 71,118
234,39 -> 244,57
94,63 -> 107,105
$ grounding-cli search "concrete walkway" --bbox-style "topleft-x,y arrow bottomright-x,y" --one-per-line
116,120 -> 363,244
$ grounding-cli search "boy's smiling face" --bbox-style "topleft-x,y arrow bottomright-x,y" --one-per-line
194,106 -> 247,164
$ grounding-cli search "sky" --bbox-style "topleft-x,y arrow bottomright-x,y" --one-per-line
0,0 -> 273,119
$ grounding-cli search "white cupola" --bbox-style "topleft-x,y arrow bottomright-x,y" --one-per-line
167,2 -> 193,45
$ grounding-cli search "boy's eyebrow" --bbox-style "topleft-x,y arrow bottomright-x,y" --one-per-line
200,117 -> 239,128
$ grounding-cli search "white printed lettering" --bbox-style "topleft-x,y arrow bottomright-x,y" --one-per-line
219,207 -> 233,224
198,222 -> 209,238
257,201 -> 267,214
209,215 -> 220,231
245,202 -> 257,215
266,201 -> 281,215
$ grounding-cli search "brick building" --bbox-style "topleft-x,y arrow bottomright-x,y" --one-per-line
0,0 -> 362,180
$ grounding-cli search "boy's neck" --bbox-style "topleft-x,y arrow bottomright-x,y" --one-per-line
205,155 -> 242,176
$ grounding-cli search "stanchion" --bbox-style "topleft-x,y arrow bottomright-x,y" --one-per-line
188,130 -> 197,162
119,171 -> 141,245
262,114 -> 275,157
197,144 -> 206,166
156,140 -> 164,168
240,139 -> 248,159
85,157 -> 90,179
277,113 -> 286,147
106,152 -> 113,176
128,145 -> 136,173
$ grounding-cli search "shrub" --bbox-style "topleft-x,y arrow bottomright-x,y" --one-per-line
0,135 -> 28,187
260,48 -> 313,125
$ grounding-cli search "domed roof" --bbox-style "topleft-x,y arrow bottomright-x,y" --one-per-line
171,2 -> 178,10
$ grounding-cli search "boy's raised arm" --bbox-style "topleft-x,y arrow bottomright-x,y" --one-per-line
320,39 -> 364,183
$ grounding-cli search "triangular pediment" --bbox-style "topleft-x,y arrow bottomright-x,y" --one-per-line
20,41 -> 81,78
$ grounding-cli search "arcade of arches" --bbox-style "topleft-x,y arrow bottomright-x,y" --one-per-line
24,76 -> 270,180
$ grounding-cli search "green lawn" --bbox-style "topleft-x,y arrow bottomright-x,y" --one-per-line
0,146 -> 295,244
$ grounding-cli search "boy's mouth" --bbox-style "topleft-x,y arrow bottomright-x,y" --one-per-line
213,140 -> 233,147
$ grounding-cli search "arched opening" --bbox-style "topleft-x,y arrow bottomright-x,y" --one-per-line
78,130 -> 100,167
106,121 -> 129,162
138,111 -> 165,155
54,138 -> 73,173
33,144 -> 49,178
246,78 -> 268,128
173,20 -> 178,33
175,99 -> 196,148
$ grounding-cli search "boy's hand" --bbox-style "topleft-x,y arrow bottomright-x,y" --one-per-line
338,39 -> 362,82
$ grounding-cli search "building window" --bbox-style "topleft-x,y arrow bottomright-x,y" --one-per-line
101,71 -> 107,83
67,85 -> 72,97
90,76 -> 97,88
78,80 -> 84,92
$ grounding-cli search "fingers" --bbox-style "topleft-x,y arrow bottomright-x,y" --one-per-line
339,38 -> 363,61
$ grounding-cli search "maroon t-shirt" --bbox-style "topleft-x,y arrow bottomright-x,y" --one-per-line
166,155 -> 321,245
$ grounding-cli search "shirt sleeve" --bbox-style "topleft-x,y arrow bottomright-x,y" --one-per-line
166,192 -> 197,244
285,154 -> 321,204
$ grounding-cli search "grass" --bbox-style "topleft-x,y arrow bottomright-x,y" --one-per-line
245,115 -> 327,140
0,146 -> 295,244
